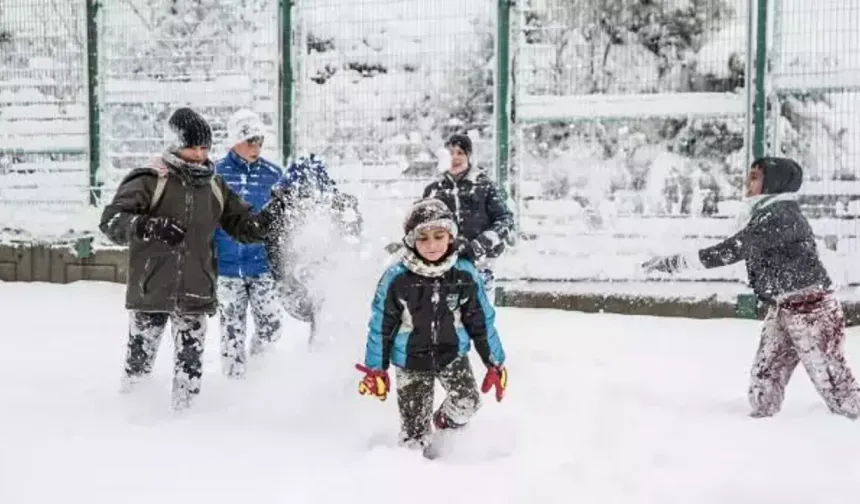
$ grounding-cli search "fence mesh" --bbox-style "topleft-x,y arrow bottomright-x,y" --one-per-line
0,0 -> 88,213
508,0 -> 753,281
1,0 -> 859,284
769,0 -> 860,263
98,0 -> 280,200
292,0 -> 497,242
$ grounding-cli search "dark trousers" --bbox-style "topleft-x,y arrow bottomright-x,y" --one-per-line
394,355 -> 482,443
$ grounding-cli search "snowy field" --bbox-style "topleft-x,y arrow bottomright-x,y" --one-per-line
2,281 -> 860,504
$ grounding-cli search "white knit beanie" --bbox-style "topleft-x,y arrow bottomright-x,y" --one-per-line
226,109 -> 266,148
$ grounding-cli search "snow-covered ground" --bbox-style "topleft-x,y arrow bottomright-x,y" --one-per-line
2,280 -> 860,503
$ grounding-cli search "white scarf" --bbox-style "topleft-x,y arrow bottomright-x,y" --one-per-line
400,248 -> 458,278
732,192 -> 797,233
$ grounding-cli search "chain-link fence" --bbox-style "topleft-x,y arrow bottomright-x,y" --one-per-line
768,0 -> 860,264
0,0 -> 89,217
292,0 -> 497,241
98,0 -> 280,203
507,0 -> 752,282
1,0 -> 859,284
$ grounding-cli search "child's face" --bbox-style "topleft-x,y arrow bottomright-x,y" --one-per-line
448,145 -> 469,174
178,145 -> 209,164
233,136 -> 263,162
746,166 -> 764,197
414,227 -> 452,262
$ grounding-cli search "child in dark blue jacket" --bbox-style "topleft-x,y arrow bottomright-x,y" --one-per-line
643,157 -> 860,419
263,154 -> 362,334
356,198 -> 507,453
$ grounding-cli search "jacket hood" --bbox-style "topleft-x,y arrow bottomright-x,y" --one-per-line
753,156 -> 803,194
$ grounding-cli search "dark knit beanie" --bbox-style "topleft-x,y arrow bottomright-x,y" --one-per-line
444,133 -> 472,157
166,107 -> 212,150
402,198 -> 458,248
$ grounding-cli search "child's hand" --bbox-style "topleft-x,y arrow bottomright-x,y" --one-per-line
355,363 -> 390,401
481,365 -> 507,402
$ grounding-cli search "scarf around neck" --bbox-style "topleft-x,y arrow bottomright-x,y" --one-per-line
733,192 -> 796,232
400,247 -> 458,278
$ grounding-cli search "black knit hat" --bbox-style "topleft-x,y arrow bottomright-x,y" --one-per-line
445,133 -> 472,156
402,198 -> 459,248
165,107 -> 212,150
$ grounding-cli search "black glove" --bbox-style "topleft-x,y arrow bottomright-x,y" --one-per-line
134,216 -> 186,246
257,197 -> 286,235
454,235 -> 496,261
641,254 -> 684,274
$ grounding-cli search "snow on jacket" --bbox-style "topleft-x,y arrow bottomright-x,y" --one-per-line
692,157 -> 831,304
362,250 -> 506,372
213,150 -> 283,278
263,155 -> 363,283
422,168 -> 514,261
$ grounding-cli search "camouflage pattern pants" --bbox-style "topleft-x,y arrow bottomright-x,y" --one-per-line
395,355 -> 482,446
123,311 -> 207,410
217,273 -> 283,377
749,291 -> 860,419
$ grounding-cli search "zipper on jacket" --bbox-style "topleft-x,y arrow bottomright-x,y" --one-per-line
431,280 -> 441,345
430,279 -> 441,371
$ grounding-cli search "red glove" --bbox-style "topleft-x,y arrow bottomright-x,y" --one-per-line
481,365 -> 507,402
355,363 -> 390,401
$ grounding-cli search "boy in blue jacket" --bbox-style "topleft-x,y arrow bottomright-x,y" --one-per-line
643,157 -> 860,419
214,109 -> 285,378
356,198 -> 507,455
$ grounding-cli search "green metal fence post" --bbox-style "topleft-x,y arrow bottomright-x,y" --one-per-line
279,0 -> 294,167
753,0 -> 768,160
86,0 -> 101,206
495,0 -> 511,196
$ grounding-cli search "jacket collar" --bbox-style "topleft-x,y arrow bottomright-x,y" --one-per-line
227,149 -> 260,170
439,166 -> 480,185
732,192 -> 797,232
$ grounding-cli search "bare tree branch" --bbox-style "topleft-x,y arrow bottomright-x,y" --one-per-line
120,0 -> 154,32
49,0 -> 83,49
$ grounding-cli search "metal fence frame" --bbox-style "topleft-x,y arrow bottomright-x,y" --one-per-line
3,0 -> 857,249
3,0 -> 783,209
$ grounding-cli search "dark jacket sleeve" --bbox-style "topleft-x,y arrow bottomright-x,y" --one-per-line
364,268 -> 404,370
459,264 -> 505,367
216,176 -> 270,244
484,181 -> 514,242
698,206 -> 803,268
98,170 -> 154,246
470,180 -> 514,259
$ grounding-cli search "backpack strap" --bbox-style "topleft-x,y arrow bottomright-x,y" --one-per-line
147,159 -> 170,214
210,177 -> 224,215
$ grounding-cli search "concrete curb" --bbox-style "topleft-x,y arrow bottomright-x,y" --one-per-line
3,242 -> 859,326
